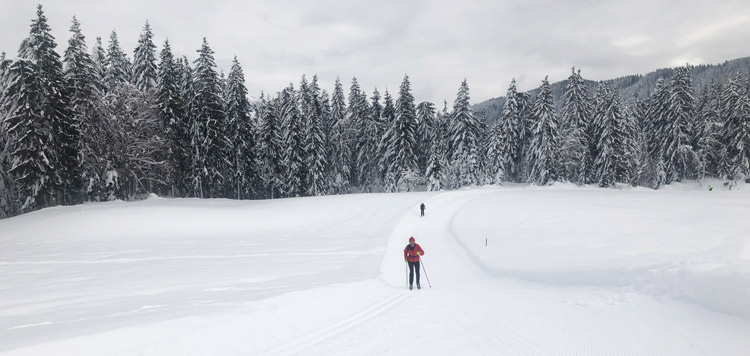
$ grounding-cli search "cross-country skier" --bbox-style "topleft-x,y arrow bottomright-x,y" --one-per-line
404,237 -> 425,290
420,203 -> 426,217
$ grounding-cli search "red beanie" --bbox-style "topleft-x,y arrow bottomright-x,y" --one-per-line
409,237 -> 415,242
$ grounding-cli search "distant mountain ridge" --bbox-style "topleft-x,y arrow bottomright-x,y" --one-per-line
473,56 -> 750,124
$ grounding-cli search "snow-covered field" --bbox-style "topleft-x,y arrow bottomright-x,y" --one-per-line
1,182 -> 749,355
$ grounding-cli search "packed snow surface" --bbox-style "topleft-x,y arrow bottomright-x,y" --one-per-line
1,182 -> 749,355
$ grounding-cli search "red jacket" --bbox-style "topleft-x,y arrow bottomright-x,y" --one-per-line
404,243 -> 424,263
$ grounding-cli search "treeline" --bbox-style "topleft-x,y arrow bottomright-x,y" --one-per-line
1,6 -> 749,219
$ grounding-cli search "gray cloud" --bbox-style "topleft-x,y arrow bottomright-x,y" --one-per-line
1,0 -> 749,104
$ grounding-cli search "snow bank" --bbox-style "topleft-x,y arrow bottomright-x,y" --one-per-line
451,183 -> 750,318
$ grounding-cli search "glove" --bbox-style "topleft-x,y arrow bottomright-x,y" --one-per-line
417,251 -> 421,255
404,258 -> 408,262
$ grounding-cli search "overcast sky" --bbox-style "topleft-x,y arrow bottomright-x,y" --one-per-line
1,0 -> 749,104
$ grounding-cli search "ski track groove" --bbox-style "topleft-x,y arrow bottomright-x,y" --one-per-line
257,290 -> 411,356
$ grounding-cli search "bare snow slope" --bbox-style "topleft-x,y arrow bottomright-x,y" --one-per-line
1,184 -> 748,355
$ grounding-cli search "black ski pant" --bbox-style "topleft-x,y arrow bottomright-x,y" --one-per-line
420,209 -> 425,216
408,260 -> 421,285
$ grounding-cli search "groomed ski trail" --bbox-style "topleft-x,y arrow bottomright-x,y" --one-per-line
302,189 -> 750,356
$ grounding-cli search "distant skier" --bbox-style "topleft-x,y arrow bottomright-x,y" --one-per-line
420,203 -> 426,217
709,185 -> 713,191
404,237 -> 425,290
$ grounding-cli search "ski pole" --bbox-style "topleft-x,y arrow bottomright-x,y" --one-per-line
420,258 -> 432,288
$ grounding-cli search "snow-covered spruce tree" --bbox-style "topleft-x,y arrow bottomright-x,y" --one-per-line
156,40 -> 188,196
371,88 -> 383,132
560,68 -> 592,184
590,83 -> 616,187
297,75 -> 313,192
476,112 -> 491,184
447,79 -> 481,188
347,77 -> 369,187
257,95 -> 284,198
176,56 -> 200,196
627,94 -> 650,186
425,100 -> 450,191
19,5 -> 81,206
517,91 -> 534,182
416,101 -> 437,177
527,76 -> 561,185
132,21 -> 157,93
279,85 -> 306,197
663,65 -> 699,183
356,88 -> 383,192
723,72 -> 750,183
64,17 -> 107,201
487,79 -> 525,183
192,38 -> 228,198
305,75 -> 329,196
425,145 -> 445,191
376,89 -> 396,182
329,77 -> 351,193
91,37 -> 107,93
101,83 -> 164,200
382,75 -> 420,192
104,31 -> 131,92
0,53 -> 14,217
644,78 -> 671,188
590,84 -> 634,187
318,88 -> 332,188
224,56 -> 256,199
694,84 -> 724,178
2,59 -> 56,211
318,88 -> 332,146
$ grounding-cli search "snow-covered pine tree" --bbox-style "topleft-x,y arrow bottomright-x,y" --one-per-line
257,95 -> 283,198
1,59 -> 55,211
104,31 -> 131,91
377,89 -> 396,182
517,91 -> 534,181
425,100 -> 449,191
297,75 -> 314,192
489,79 -> 525,183
192,38 -> 228,198
694,84 -> 724,178
64,17 -> 107,201
132,21 -> 158,92
176,56 -> 200,196
448,79 -> 481,188
0,52 -> 13,217
101,82 -> 164,200
560,68 -> 592,184
356,88 -> 382,192
91,37 -> 107,93
416,101 -> 436,177
347,77 -> 369,187
527,76 -> 560,185
644,78 -> 671,188
224,56 -> 256,199
156,39 -> 189,197
305,75 -> 329,196
594,85 -> 636,186
279,85 -> 305,197
19,5 -> 81,206
383,75 -> 420,192
723,72 -> 750,183
329,77 -> 351,193
663,65 -> 699,183
627,94 -> 650,186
